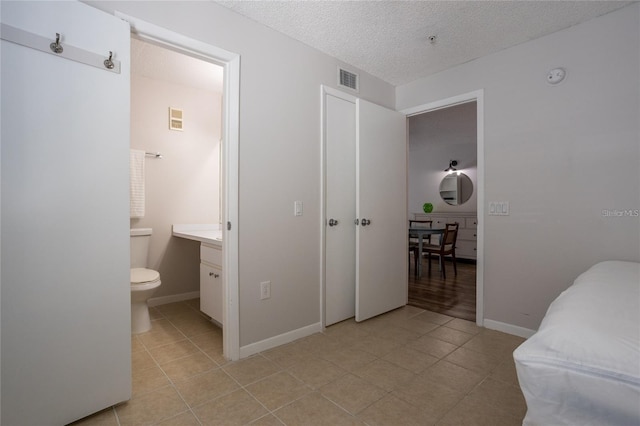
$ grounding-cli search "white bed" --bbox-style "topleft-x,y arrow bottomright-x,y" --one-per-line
513,260 -> 640,426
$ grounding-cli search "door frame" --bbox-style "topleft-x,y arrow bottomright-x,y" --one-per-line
117,13 -> 241,359
400,90 -> 485,326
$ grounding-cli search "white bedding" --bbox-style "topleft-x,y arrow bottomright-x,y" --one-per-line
513,261 -> 640,426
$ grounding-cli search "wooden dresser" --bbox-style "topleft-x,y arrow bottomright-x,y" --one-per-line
414,212 -> 477,260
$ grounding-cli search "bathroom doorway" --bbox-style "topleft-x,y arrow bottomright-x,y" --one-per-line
124,13 -> 241,360
130,36 -> 223,316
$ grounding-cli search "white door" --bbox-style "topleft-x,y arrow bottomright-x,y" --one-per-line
325,93 -> 356,326
1,2 -> 131,424
355,99 -> 408,322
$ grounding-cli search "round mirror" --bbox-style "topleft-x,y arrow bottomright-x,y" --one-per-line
439,173 -> 474,205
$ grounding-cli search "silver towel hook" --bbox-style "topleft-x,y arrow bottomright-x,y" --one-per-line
103,51 -> 114,70
49,33 -> 63,54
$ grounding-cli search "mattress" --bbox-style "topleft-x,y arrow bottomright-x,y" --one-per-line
513,261 -> 640,426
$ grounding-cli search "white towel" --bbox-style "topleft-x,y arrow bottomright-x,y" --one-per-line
130,149 -> 145,218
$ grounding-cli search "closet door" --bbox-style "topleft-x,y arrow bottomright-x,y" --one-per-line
324,92 -> 356,326
355,99 -> 408,322
1,2 -> 131,424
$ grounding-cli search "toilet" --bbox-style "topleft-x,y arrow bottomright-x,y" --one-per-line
130,228 -> 162,334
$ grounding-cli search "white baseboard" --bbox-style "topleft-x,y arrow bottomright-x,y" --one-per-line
240,322 -> 323,358
483,319 -> 536,339
148,291 -> 200,307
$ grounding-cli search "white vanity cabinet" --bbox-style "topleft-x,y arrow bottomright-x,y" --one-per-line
172,225 -> 223,324
415,212 -> 477,260
200,243 -> 223,324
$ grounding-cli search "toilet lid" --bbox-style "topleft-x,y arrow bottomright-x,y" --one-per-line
131,268 -> 160,284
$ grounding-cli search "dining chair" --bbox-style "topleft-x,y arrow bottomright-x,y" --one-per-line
423,222 -> 459,279
409,220 -> 432,274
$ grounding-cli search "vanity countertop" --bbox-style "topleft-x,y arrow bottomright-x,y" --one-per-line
172,224 -> 222,247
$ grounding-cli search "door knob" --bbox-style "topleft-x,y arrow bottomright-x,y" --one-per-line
328,218 -> 339,227
361,218 -> 371,226
209,272 -> 219,278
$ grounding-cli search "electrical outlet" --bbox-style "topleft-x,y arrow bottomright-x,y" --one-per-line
260,281 -> 271,300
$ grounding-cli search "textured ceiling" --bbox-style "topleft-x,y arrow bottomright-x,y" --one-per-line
216,0 -> 633,86
131,37 -> 224,93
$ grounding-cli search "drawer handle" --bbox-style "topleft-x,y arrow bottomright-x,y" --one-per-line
209,272 -> 220,278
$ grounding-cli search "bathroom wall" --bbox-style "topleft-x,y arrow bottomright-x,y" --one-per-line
130,72 -> 222,298
408,102 -> 477,216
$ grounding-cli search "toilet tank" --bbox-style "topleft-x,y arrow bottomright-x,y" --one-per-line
130,228 -> 152,268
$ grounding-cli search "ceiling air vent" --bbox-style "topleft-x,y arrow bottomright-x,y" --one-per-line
338,67 -> 359,92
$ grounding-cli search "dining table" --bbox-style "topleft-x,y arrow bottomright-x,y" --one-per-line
409,227 -> 445,277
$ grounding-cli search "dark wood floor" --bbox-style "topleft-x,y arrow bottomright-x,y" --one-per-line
408,254 -> 477,321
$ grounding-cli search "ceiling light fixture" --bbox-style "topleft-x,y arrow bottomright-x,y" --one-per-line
445,160 -> 458,173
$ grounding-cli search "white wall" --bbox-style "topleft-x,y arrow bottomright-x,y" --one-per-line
408,102 -> 477,215
130,74 -> 222,298
87,1 -> 395,347
398,4 -> 640,331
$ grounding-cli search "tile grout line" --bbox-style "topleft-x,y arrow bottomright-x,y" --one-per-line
296,324 -> 413,424
157,301 -> 229,425
161,335 -> 287,424
220,353 -> 287,424
112,406 -> 122,426
144,308 -> 199,425
323,312 -> 496,424
140,302 -> 215,425
143,301 -> 250,424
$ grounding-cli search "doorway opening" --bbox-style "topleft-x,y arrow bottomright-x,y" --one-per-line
121,12 -> 241,359
130,35 -> 224,329
402,90 -> 484,326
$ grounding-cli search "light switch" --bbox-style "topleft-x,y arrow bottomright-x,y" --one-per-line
489,201 -> 498,216
294,201 -> 303,216
489,201 -> 509,216
501,201 -> 510,215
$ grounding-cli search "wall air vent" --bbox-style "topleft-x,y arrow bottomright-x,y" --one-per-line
169,107 -> 183,131
338,67 -> 359,92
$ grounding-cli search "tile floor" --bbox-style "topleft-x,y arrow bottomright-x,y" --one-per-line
73,300 -> 527,426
